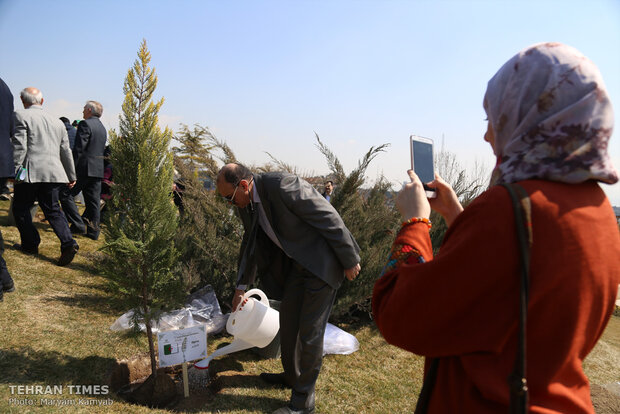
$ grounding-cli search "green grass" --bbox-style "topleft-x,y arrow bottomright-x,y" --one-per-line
0,198 -> 617,413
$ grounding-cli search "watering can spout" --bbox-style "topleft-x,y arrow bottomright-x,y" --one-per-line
194,338 -> 253,369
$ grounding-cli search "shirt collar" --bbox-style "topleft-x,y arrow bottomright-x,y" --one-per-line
251,180 -> 261,204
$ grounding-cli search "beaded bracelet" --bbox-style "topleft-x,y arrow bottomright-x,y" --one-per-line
380,243 -> 425,277
401,217 -> 432,229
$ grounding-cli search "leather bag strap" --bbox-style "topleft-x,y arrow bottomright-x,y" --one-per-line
414,358 -> 439,414
501,183 -> 532,414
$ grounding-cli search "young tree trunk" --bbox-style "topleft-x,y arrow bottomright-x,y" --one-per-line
144,279 -> 157,379
146,320 -> 158,379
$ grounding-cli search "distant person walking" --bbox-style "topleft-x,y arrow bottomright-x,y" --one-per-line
11,87 -> 79,266
60,116 -> 76,149
0,77 -> 15,300
59,101 -> 107,240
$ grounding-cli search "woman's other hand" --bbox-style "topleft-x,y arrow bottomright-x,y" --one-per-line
427,174 -> 463,227
396,170 -> 431,220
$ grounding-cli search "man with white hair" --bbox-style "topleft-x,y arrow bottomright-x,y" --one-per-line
59,100 -> 107,240
11,87 -> 79,266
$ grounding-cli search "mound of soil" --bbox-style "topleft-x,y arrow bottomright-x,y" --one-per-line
108,354 -> 178,408
108,353 -> 215,410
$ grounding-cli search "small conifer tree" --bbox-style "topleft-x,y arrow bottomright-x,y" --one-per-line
173,123 -> 219,182
173,130 -> 240,309
104,40 -> 183,378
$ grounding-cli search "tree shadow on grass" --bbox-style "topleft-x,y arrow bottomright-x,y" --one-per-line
5,239 -> 61,267
66,259 -> 104,275
43,292 -> 130,317
42,266 -> 130,317
68,249 -> 107,275
0,347 -> 116,385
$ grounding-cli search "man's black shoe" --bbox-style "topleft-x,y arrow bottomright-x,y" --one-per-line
260,372 -> 290,388
85,232 -> 99,241
0,276 -> 14,302
58,244 -> 79,266
2,280 -> 15,293
13,243 -> 38,255
0,280 -> 15,302
83,218 -> 100,240
69,224 -> 86,235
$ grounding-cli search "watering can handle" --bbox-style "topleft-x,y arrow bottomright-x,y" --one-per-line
243,289 -> 270,307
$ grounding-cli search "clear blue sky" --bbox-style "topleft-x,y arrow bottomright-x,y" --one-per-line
1,0 -> 619,204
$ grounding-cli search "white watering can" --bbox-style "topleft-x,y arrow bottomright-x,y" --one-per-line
194,289 -> 279,369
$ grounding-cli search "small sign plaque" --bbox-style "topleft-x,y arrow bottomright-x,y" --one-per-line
157,325 -> 207,368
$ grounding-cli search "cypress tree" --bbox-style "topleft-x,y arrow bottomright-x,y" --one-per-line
173,123 -> 219,181
104,39 -> 183,378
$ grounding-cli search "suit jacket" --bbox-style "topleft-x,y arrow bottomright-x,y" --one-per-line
236,172 -> 360,291
12,105 -> 76,183
0,78 -> 13,178
61,118 -> 77,149
73,116 -> 107,178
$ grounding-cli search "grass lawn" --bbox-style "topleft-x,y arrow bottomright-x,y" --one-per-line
0,198 -> 618,413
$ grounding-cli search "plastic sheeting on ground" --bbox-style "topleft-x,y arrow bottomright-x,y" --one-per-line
110,285 -> 227,334
110,285 -> 359,356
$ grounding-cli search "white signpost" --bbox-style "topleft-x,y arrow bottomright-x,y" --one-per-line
157,324 -> 207,397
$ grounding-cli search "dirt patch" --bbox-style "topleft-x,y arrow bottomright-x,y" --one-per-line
120,371 -> 177,408
107,353 -> 217,411
108,353 -> 153,392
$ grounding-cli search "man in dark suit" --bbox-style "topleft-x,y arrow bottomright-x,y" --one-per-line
321,180 -> 334,202
216,163 -> 361,414
59,101 -> 107,240
11,87 -> 79,266
59,116 -> 76,149
0,77 -> 15,300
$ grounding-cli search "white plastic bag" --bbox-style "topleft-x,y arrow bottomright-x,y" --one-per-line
110,285 -> 227,334
323,323 -> 359,356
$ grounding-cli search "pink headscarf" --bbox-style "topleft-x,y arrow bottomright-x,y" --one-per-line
484,42 -> 618,186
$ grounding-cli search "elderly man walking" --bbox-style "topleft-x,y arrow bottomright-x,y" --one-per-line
216,163 -> 361,414
11,87 -> 79,266
59,101 -> 107,240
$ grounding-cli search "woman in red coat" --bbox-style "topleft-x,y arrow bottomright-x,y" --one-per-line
373,42 -> 620,413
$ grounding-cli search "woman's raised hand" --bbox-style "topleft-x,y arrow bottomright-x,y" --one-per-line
395,170 -> 431,220
427,174 -> 463,227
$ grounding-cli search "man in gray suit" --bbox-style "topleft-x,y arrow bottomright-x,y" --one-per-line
59,101 -> 107,240
217,163 -> 361,414
12,87 -> 79,266
0,77 -> 15,300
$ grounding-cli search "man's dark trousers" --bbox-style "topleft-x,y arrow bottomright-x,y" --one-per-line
279,259 -> 337,411
60,177 -> 101,239
13,182 -> 75,251
0,229 -> 14,290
